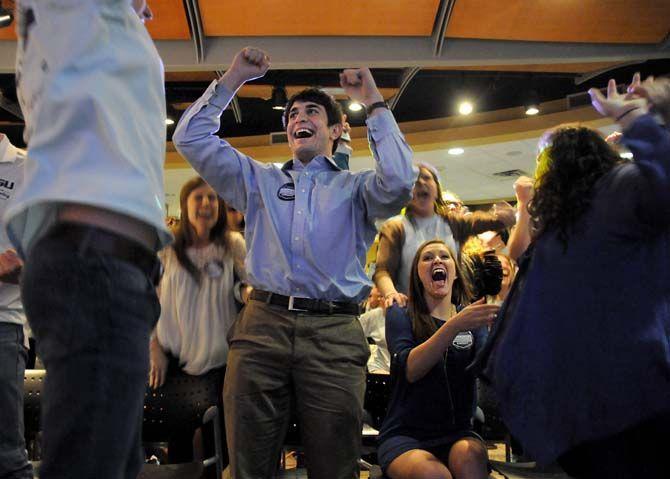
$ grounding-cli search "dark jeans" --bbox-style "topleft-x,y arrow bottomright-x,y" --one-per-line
558,411 -> 670,479
0,323 -> 33,479
21,233 -> 160,479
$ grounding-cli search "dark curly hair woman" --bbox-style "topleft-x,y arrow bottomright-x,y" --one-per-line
529,126 -> 624,247
483,75 -> 670,479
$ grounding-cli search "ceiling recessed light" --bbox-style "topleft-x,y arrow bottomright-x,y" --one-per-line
165,118 -> 175,126
348,101 -> 363,112
271,86 -> 288,111
458,101 -> 473,115
448,147 -> 464,155
0,8 -> 12,28
525,106 -> 540,116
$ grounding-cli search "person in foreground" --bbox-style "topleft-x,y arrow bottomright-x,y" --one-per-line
379,239 -> 499,479
480,75 -> 670,479
173,47 -> 414,478
6,1 -> 171,477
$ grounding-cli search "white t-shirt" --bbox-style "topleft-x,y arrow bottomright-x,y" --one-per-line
358,307 -> 390,374
0,136 -> 26,327
156,233 -> 246,375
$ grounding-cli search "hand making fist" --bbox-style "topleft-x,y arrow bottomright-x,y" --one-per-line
339,68 -> 384,108
221,47 -> 271,92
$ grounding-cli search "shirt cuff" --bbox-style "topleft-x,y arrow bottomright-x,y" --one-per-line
207,80 -> 236,111
366,108 -> 402,143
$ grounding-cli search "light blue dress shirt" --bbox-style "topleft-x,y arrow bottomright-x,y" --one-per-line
174,80 -> 414,302
5,0 -> 172,256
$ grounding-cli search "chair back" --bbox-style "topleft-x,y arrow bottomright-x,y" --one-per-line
142,368 -> 223,443
363,373 -> 392,429
24,369 -> 45,441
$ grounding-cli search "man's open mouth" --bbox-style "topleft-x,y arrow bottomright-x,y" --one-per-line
294,128 -> 314,139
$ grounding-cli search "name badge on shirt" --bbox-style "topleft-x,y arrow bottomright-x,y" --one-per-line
277,182 -> 295,201
452,331 -> 474,350
204,260 -> 224,278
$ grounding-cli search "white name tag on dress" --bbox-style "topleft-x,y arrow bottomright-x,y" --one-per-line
452,331 -> 474,350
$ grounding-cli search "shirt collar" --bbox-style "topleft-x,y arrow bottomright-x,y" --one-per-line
0,135 -> 21,164
282,155 -> 342,174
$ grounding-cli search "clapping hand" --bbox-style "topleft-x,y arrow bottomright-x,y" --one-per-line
589,74 -> 648,129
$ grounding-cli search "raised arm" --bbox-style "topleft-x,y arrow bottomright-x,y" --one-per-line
340,69 -> 415,220
507,176 -> 534,261
173,48 -> 271,212
387,300 -> 499,384
448,204 -> 516,245
590,75 -> 670,229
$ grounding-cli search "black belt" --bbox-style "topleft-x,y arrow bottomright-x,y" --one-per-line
250,290 -> 361,315
44,222 -> 163,286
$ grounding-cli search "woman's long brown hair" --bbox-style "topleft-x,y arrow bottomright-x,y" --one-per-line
172,177 -> 230,284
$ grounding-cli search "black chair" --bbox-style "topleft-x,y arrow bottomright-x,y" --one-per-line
141,368 -> 225,479
489,460 -> 570,479
363,373 -> 392,430
477,380 -> 514,461
23,369 -> 45,461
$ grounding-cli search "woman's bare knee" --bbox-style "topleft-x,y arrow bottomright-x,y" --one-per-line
387,449 -> 453,479
448,438 -> 488,478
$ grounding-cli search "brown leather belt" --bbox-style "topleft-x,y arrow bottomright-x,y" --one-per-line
44,222 -> 163,286
250,289 -> 361,315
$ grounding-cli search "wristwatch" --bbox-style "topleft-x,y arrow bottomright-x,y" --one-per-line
366,101 -> 388,116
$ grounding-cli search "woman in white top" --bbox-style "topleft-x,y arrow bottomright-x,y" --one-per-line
149,176 -> 248,388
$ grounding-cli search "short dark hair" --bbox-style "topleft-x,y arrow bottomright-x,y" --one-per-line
282,88 -> 343,127
282,88 -> 343,153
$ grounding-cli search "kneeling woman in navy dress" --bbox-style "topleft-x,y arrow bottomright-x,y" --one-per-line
379,239 -> 499,479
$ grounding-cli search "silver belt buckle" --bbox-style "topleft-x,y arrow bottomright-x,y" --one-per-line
287,296 -> 309,312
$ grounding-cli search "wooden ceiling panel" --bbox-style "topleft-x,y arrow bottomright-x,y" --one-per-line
200,0 -> 440,36
446,1 -> 670,44
144,0 -> 191,40
0,1 -> 190,41
0,23 -> 15,40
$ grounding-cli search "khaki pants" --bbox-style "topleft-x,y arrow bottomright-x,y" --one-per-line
223,300 -> 370,479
